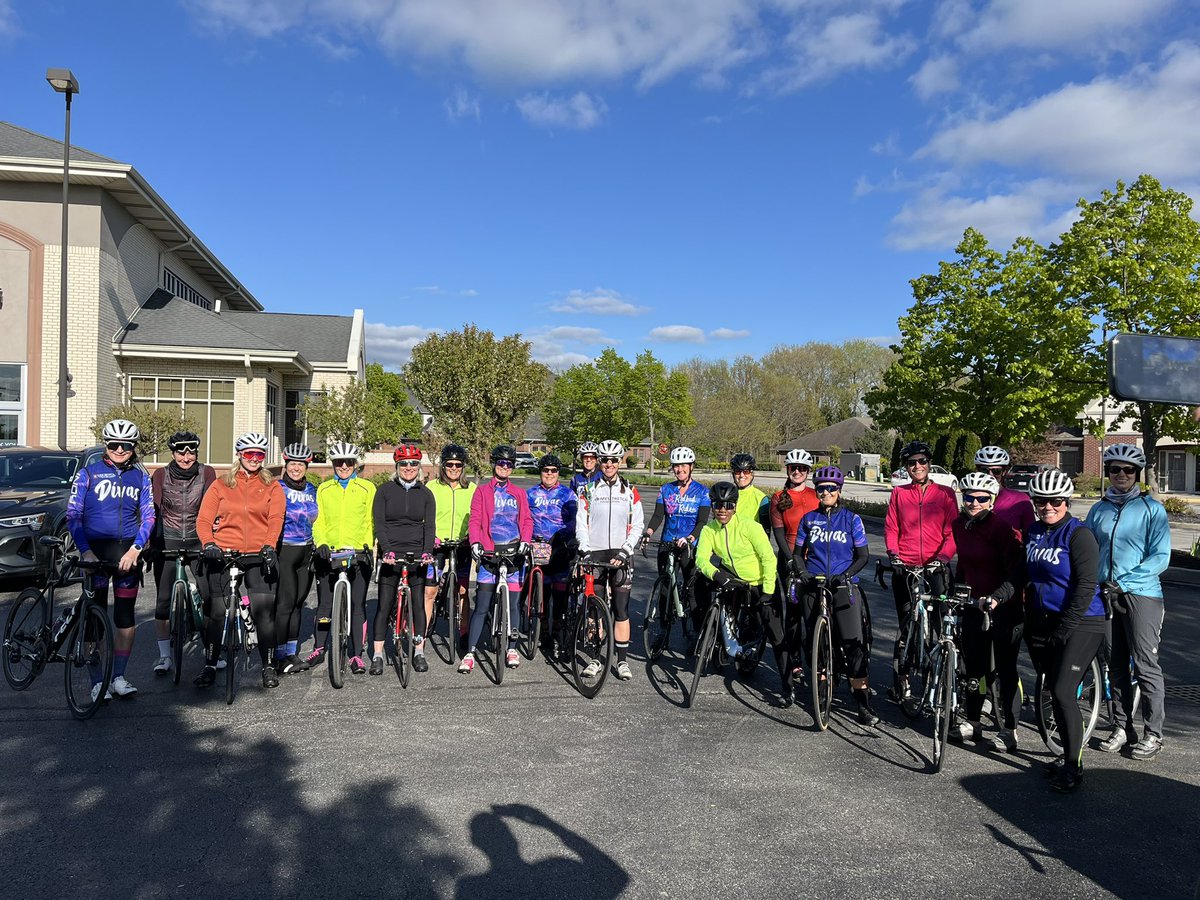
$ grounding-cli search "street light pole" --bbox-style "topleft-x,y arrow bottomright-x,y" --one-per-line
47,68 -> 79,451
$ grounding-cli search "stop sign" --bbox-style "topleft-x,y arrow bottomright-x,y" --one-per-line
658,443 -> 668,454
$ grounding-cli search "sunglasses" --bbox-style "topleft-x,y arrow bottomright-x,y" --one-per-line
977,466 -> 1005,475
333,458 -> 356,467
599,457 -> 620,464
494,460 -> 514,469
443,462 -> 464,469
581,454 -> 597,461
1034,497 -> 1069,508
905,458 -> 930,467
962,493 -> 992,505
541,467 -> 559,474
240,450 -> 266,461
106,441 -> 135,453
172,444 -> 200,454
787,464 -> 810,472
398,461 -> 421,468
814,484 -> 840,494
1106,465 -> 1138,476
712,501 -> 736,510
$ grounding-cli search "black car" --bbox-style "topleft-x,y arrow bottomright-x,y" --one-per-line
1004,463 -> 1050,494
0,445 -> 106,580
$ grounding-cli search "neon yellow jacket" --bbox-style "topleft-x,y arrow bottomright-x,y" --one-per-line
696,514 -> 776,594
736,484 -> 768,527
313,476 -> 376,550
427,480 -> 476,542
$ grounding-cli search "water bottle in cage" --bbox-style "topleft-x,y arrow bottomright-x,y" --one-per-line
240,595 -> 257,649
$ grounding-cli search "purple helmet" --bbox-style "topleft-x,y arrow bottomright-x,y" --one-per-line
812,465 -> 844,487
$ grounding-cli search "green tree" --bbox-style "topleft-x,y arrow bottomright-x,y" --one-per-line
1051,175 -> 1200,486
404,326 -> 549,474
674,356 -> 778,464
92,404 -> 203,459
866,228 -> 1098,448
849,424 -> 892,456
624,350 -> 694,476
541,348 -> 632,451
366,363 -> 424,437
302,366 -> 422,455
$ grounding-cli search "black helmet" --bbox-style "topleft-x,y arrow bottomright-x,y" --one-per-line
490,444 -> 517,464
900,440 -> 933,462
441,443 -> 467,463
709,481 -> 739,505
168,430 -> 200,451
730,453 -> 756,472
538,453 -> 563,471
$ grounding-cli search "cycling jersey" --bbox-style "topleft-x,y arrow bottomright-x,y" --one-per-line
796,505 -> 868,582
735,484 -> 768,527
67,457 -> 154,554
527,483 -> 577,540
769,486 -> 818,551
373,479 -> 435,554
993,486 -> 1035,536
427,479 -> 476,542
312,475 -> 375,550
280,476 -> 318,546
652,480 -> 710,542
1026,517 -> 1104,619
569,469 -> 600,494
1084,492 -> 1171,599
696,514 -> 776,594
884,481 -> 958,566
197,470 -> 285,552
469,478 -> 533,551
576,476 -> 644,555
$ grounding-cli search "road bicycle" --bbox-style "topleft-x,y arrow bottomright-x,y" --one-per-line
516,539 -> 552,661
923,585 -> 976,772
561,554 -> 619,699
217,550 -> 259,705
641,541 -> 692,662
686,576 -> 755,709
801,572 -> 876,730
326,550 -> 362,688
163,548 -> 205,686
2,535 -> 115,719
426,540 -> 463,665
887,561 -> 950,720
385,551 -> 422,688
479,546 -> 526,684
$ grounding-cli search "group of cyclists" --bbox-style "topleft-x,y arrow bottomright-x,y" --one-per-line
61,420 -> 1173,793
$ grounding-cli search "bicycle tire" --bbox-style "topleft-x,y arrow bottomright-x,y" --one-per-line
641,576 -> 671,661
170,581 -> 189,686
520,569 -> 543,661
494,582 -> 510,684
393,585 -> 410,688
571,594 -> 613,699
811,614 -> 834,731
1036,654 -> 1102,757
402,582 -> 416,688
3,587 -> 46,691
329,580 -> 349,689
445,569 -> 459,664
224,611 -> 239,705
932,643 -> 956,772
899,606 -> 928,720
64,603 -> 113,720
687,604 -> 720,709
736,604 -> 767,680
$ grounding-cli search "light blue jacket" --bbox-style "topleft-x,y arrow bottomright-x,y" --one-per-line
1084,493 -> 1171,599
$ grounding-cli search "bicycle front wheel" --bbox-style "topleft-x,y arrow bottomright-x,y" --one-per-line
64,604 -> 113,720
932,644 -> 956,772
571,594 -> 613,699
393,586 -> 410,688
329,580 -> 349,689
170,581 -> 189,686
224,612 -> 240,705
494,584 -> 510,685
445,570 -> 459,665
899,610 -> 927,720
810,614 -> 834,731
687,603 -> 720,709
3,587 -> 46,691
641,577 -> 671,661
1037,654 -> 1101,757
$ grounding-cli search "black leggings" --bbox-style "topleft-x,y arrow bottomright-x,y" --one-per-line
722,585 -> 790,693
89,538 -> 140,629
960,602 -> 1023,728
205,561 -> 277,666
376,565 -> 427,643
592,563 -> 631,622
313,558 -> 371,658
799,583 -> 869,680
151,540 -> 207,620
275,544 -> 314,645
1030,623 -> 1105,771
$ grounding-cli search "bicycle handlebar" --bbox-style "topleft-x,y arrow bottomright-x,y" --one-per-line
73,558 -> 127,575
158,548 -> 201,562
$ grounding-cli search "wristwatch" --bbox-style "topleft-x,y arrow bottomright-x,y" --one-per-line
131,543 -> 144,553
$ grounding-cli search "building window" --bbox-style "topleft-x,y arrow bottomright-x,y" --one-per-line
162,266 -> 211,310
0,364 -> 25,446
285,389 -> 326,458
266,384 -> 279,458
129,376 -> 235,464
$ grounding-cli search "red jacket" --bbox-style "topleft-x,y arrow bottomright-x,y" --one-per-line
884,481 -> 958,566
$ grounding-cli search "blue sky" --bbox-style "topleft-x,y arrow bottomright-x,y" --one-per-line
3,1 -> 1199,371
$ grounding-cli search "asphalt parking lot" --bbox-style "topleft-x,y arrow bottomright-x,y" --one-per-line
1,517 -> 1197,899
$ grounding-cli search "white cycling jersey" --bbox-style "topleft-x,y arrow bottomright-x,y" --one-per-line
575,476 -> 644,555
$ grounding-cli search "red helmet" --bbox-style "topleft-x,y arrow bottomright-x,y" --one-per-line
393,443 -> 422,462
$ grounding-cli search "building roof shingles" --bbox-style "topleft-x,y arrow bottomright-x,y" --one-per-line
0,121 -> 120,165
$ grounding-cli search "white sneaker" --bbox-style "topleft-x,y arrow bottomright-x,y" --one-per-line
615,661 -> 632,681
581,659 -> 602,678
153,656 -> 172,675
91,682 -> 113,703
109,675 -> 138,697
989,730 -> 1019,752
952,721 -> 981,743
505,648 -> 520,668
215,658 -> 227,670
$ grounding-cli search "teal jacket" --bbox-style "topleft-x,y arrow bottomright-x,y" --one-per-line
1083,493 -> 1171,599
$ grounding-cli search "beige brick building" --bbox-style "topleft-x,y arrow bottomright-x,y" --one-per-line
0,122 -> 364,465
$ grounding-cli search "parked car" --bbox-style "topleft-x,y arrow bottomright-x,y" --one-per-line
890,464 -> 960,492
0,445 -> 106,581
514,452 -> 538,470
1004,463 -> 1051,494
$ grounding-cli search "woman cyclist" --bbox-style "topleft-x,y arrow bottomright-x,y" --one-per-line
884,439 -> 958,703
575,440 -> 644,681
66,418 -> 155,700
792,467 -> 877,724
274,443 -> 318,675
372,442 -> 436,675
696,481 -> 791,705
951,472 -> 1026,751
1024,468 -> 1104,793
644,446 -> 710,629
425,443 -> 476,656
462,445 -> 533,674
974,446 -> 1035,535
149,430 -> 216,678
769,449 -> 819,576
526,453 -> 577,655
1085,444 -> 1171,760
730,453 -> 770,528
569,441 -> 601,493
196,432 -> 285,689
309,442 -> 375,674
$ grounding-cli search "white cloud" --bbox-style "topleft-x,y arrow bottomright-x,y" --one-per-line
444,87 -> 481,121
516,91 -> 608,130
0,0 -> 19,37
757,12 -> 916,93
648,325 -> 707,343
551,287 -> 649,316
710,327 -> 750,339
459,288 -> 478,297
365,321 -> 438,369
910,56 -> 958,101
526,325 -> 615,371
960,0 -> 1176,52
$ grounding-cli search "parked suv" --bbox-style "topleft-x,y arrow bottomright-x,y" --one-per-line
0,445 -> 106,581
1004,463 -> 1051,494
514,452 -> 538,470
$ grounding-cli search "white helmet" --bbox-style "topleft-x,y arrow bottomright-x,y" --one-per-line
670,446 -> 696,464
597,439 -> 624,458
785,449 -> 814,467
974,446 -> 1010,467
960,472 -> 1000,495
282,442 -> 312,463
1029,468 -> 1074,499
1103,444 -> 1146,468
578,441 -> 599,456
234,432 -> 269,453
102,419 -> 140,443
326,441 -> 359,461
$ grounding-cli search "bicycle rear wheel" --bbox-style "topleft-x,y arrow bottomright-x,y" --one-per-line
687,604 -> 720,709
170,581 -> 189,686
224,612 -> 240,705
932,644 -> 956,772
393,585 -> 410,688
520,569 -> 543,660
64,604 -> 113,720
898,611 -> 927,720
571,594 -> 613,699
3,587 -> 46,690
810,614 -> 834,731
1036,654 -> 1101,757
641,577 -> 671,661
329,580 -> 349,689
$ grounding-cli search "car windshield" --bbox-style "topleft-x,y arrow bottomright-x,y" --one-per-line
1010,465 -> 1039,474
0,453 -> 79,488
